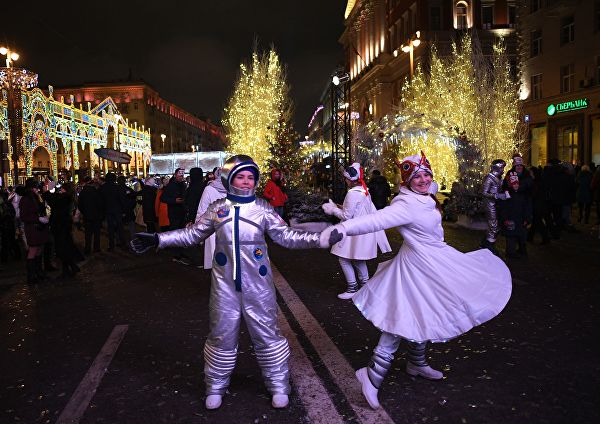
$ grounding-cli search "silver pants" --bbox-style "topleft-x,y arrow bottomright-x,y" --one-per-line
203,299 -> 291,396
367,332 -> 429,389
484,201 -> 499,243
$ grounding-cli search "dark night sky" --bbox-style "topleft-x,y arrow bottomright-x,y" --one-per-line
2,1 -> 347,135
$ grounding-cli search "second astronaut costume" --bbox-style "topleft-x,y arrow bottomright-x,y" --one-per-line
151,155 -> 325,409
481,159 -> 510,252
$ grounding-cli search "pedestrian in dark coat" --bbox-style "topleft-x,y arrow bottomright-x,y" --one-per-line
99,172 -> 127,250
528,167 -> 550,244
43,182 -> 81,277
161,168 -> 187,230
367,170 -> 392,209
543,159 -> 570,238
19,178 -> 49,283
118,175 -> 137,238
184,167 -> 206,224
576,165 -> 593,223
499,171 -> 532,259
141,177 -> 158,233
78,176 -> 104,253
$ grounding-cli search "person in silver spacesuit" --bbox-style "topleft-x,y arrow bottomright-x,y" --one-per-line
130,155 -> 341,410
480,159 -> 510,254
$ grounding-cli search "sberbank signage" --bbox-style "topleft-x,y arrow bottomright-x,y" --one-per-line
547,98 -> 589,116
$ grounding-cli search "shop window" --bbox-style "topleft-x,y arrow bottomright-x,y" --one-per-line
557,125 -> 578,164
592,118 -> 600,165
560,16 -> 575,45
482,5 -> 494,29
531,74 -> 543,99
531,126 -> 547,167
531,30 -> 542,56
560,63 -> 575,93
454,1 -> 471,29
508,3 -> 516,27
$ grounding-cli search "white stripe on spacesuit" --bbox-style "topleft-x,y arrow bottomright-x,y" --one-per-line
272,264 -> 395,424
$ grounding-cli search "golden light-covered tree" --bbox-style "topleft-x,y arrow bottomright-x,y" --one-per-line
223,46 -> 290,174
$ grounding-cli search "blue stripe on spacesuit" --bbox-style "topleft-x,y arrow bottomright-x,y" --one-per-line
234,206 -> 242,291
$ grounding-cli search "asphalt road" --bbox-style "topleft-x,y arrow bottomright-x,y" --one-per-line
1,221 -> 599,423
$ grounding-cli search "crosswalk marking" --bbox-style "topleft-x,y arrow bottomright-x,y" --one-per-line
272,264 -> 395,424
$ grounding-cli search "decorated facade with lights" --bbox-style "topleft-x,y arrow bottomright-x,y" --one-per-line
0,85 -> 151,185
339,0 -> 517,125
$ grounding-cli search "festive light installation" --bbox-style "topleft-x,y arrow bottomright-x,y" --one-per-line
223,47 -> 290,175
401,34 -> 523,173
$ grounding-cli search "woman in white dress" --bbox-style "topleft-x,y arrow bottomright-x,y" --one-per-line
334,152 -> 512,410
322,163 -> 391,299
195,168 -> 227,269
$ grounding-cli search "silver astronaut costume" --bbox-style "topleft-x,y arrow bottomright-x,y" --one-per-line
481,159 -> 508,244
157,155 -> 321,396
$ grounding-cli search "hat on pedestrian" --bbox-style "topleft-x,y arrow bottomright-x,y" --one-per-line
396,151 -> 433,184
343,162 -> 369,195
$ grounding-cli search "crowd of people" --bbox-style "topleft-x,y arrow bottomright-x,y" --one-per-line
0,165 -> 291,279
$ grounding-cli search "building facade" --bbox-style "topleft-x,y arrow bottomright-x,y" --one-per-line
53,81 -> 226,158
518,0 -> 600,166
0,85 -> 150,186
340,0 -> 517,124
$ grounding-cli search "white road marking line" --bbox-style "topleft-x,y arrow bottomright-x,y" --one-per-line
272,264 -> 395,424
278,310 -> 346,424
55,325 -> 129,424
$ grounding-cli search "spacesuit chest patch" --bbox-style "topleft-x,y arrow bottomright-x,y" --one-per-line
253,248 -> 264,260
216,208 -> 230,218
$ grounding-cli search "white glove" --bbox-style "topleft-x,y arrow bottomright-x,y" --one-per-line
39,216 -> 49,224
504,191 -> 511,199
322,199 -> 338,215
319,224 -> 345,248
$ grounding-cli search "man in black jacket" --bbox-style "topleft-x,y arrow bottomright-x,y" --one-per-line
367,170 -> 392,210
160,168 -> 188,264
161,168 -> 187,230
141,177 -> 158,233
78,176 -> 105,254
99,172 -> 127,251
184,167 -> 206,224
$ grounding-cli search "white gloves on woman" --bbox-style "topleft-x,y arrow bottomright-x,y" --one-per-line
322,199 -> 343,219
39,216 -> 49,224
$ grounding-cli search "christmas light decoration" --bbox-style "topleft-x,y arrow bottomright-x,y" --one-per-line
223,47 -> 290,175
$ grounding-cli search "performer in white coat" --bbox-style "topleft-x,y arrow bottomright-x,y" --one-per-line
322,163 -> 391,299
333,152 -> 512,410
195,168 -> 227,269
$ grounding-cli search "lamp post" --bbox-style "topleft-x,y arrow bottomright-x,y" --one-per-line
397,31 -> 421,81
114,113 -> 122,174
0,47 -> 38,186
160,133 -> 166,153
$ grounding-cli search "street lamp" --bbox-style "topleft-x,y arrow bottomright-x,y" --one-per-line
0,47 -> 38,186
332,73 -> 350,86
160,133 -> 166,153
114,114 -> 122,174
398,31 -> 421,81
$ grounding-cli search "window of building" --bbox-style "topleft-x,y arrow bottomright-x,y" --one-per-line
508,4 -> 516,27
560,63 -> 575,93
430,6 -> 441,30
531,0 -> 542,12
596,1 -> 600,32
531,74 -> 542,99
530,126 -> 547,167
560,16 -> 575,45
557,125 -> 579,164
455,1 -> 470,29
531,30 -> 542,56
482,5 -> 494,28
597,56 -> 600,85
592,118 -> 600,165
134,102 -> 139,110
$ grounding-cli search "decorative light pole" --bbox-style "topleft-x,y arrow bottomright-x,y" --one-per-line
396,31 -> 421,81
330,70 -> 351,203
114,113 -> 122,174
0,47 -> 38,186
160,133 -> 166,153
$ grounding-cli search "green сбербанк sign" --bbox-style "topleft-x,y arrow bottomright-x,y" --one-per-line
547,98 -> 588,116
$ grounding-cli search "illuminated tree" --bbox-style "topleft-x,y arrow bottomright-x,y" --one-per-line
223,46 -> 290,175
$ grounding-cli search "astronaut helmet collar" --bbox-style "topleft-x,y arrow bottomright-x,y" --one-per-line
221,154 -> 260,203
490,159 -> 507,178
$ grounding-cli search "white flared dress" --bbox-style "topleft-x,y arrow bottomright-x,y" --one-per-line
343,187 -> 512,343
